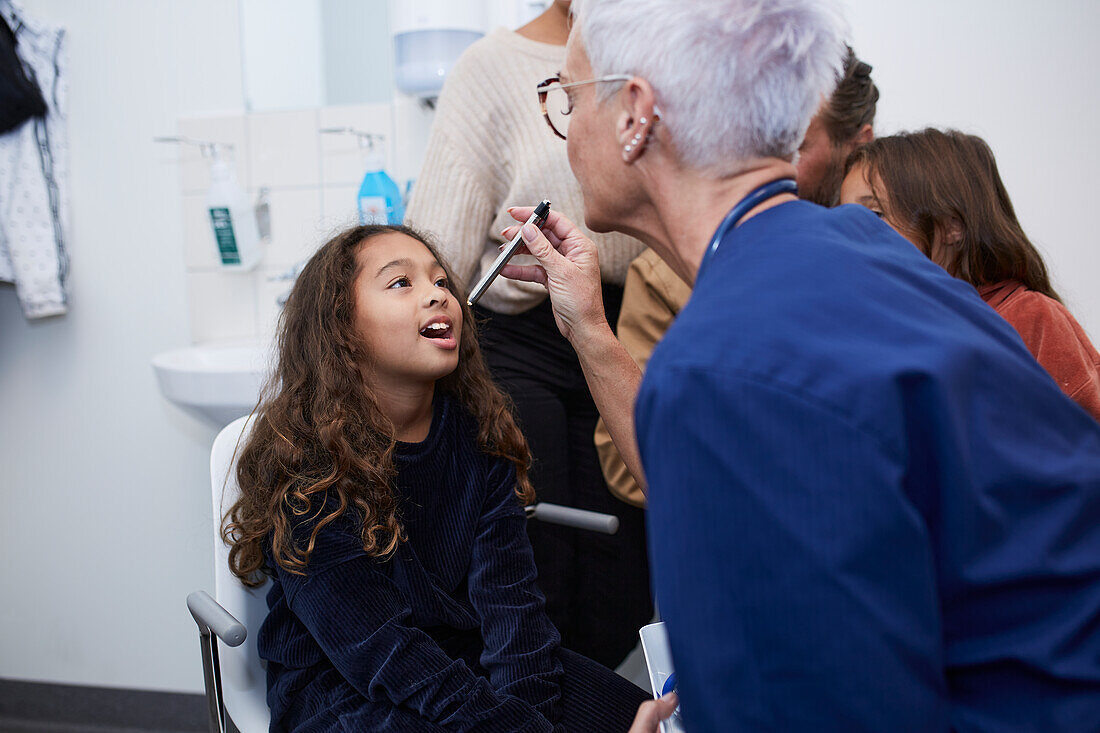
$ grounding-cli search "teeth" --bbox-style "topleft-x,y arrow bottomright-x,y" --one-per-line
426,323 -> 447,330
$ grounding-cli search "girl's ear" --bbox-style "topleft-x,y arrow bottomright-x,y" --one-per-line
942,216 -> 965,247
929,216 -> 966,276
930,216 -> 964,249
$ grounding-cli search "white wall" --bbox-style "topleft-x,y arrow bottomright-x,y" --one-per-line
1,0 -> 1098,696
321,0 -> 395,106
845,0 -> 1100,335
0,0 -> 244,692
240,0 -> 325,111
177,98 -> 433,347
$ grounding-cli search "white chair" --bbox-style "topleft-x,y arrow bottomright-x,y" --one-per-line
188,415 -> 269,733
187,415 -> 624,733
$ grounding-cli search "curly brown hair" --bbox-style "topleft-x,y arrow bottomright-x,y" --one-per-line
223,225 -> 535,587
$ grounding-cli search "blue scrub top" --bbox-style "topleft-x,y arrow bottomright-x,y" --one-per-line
636,201 -> 1100,732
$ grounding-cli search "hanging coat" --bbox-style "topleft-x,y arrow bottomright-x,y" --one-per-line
0,0 -> 69,319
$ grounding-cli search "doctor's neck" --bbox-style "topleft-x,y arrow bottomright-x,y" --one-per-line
642,157 -> 799,285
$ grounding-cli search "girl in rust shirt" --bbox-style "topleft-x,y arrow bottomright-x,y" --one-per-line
841,128 -> 1100,422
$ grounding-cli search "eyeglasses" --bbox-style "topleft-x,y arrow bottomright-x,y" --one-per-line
536,74 -> 633,140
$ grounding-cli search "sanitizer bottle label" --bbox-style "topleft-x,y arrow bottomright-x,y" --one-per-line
209,207 -> 240,264
358,196 -> 388,225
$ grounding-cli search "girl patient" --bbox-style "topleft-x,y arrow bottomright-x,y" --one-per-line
222,225 -> 647,732
841,129 -> 1100,422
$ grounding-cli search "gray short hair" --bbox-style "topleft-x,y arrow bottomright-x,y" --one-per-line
571,0 -> 848,173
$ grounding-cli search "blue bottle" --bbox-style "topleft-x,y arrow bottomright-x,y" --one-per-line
357,142 -> 404,225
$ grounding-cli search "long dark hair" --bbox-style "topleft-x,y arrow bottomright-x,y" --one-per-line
846,128 -> 1061,301
223,225 -> 534,586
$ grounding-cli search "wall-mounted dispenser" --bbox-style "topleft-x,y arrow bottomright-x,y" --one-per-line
390,0 -> 487,101
321,127 -> 404,224
155,136 -> 264,271
205,145 -> 261,270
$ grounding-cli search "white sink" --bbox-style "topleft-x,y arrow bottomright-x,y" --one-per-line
152,342 -> 274,426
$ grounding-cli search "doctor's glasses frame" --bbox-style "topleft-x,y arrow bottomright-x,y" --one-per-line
536,74 -> 633,140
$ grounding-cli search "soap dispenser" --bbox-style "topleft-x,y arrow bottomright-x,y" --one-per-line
206,144 -> 261,270
357,136 -> 404,225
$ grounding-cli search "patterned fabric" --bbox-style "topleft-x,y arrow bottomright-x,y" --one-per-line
0,0 -> 68,319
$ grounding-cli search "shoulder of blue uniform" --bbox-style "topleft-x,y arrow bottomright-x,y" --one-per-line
640,202 -> 975,452
657,202 -> 908,357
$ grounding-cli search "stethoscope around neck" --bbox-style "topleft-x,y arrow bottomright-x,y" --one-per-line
696,178 -> 798,280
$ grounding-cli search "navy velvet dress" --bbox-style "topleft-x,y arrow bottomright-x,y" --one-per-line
258,396 -> 648,732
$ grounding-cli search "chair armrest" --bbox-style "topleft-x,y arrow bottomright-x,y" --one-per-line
525,502 -> 620,534
187,590 -> 247,647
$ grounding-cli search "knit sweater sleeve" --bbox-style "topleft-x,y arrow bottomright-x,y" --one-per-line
404,43 -> 504,297
405,122 -> 497,295
278,522 -> 553,732
468,459 -> 564,723
405,29 -> 644,313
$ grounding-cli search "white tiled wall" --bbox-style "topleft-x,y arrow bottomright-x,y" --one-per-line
320,104 -> 396,186
185,270 -> 259,343
178,115 -> 250,194
248,109 -> 323,188
176,101 -> 434,346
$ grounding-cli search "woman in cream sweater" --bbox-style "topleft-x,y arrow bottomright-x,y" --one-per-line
404,0 -> 651,670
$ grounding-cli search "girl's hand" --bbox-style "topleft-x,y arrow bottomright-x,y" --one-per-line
499,206 -> 608,343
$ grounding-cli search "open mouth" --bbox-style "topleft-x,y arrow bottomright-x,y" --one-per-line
419,322 -> 453,340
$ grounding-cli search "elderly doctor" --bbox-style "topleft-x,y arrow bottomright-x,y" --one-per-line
501,0 -> 1100,731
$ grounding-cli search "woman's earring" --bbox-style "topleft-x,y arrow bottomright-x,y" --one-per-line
624,129 -> 643,159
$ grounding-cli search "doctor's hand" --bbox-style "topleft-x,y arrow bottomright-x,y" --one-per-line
499,206 -> 608,344
628,692 -> 679,733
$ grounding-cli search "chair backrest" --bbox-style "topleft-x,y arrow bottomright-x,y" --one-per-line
210,415 -> 271,732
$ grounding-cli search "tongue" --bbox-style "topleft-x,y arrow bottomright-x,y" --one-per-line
421,327 -> 449,339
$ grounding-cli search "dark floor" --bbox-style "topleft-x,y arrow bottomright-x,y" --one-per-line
0,721 -> 203,733
0,651 -> 651,732
0,680 -> 208,733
